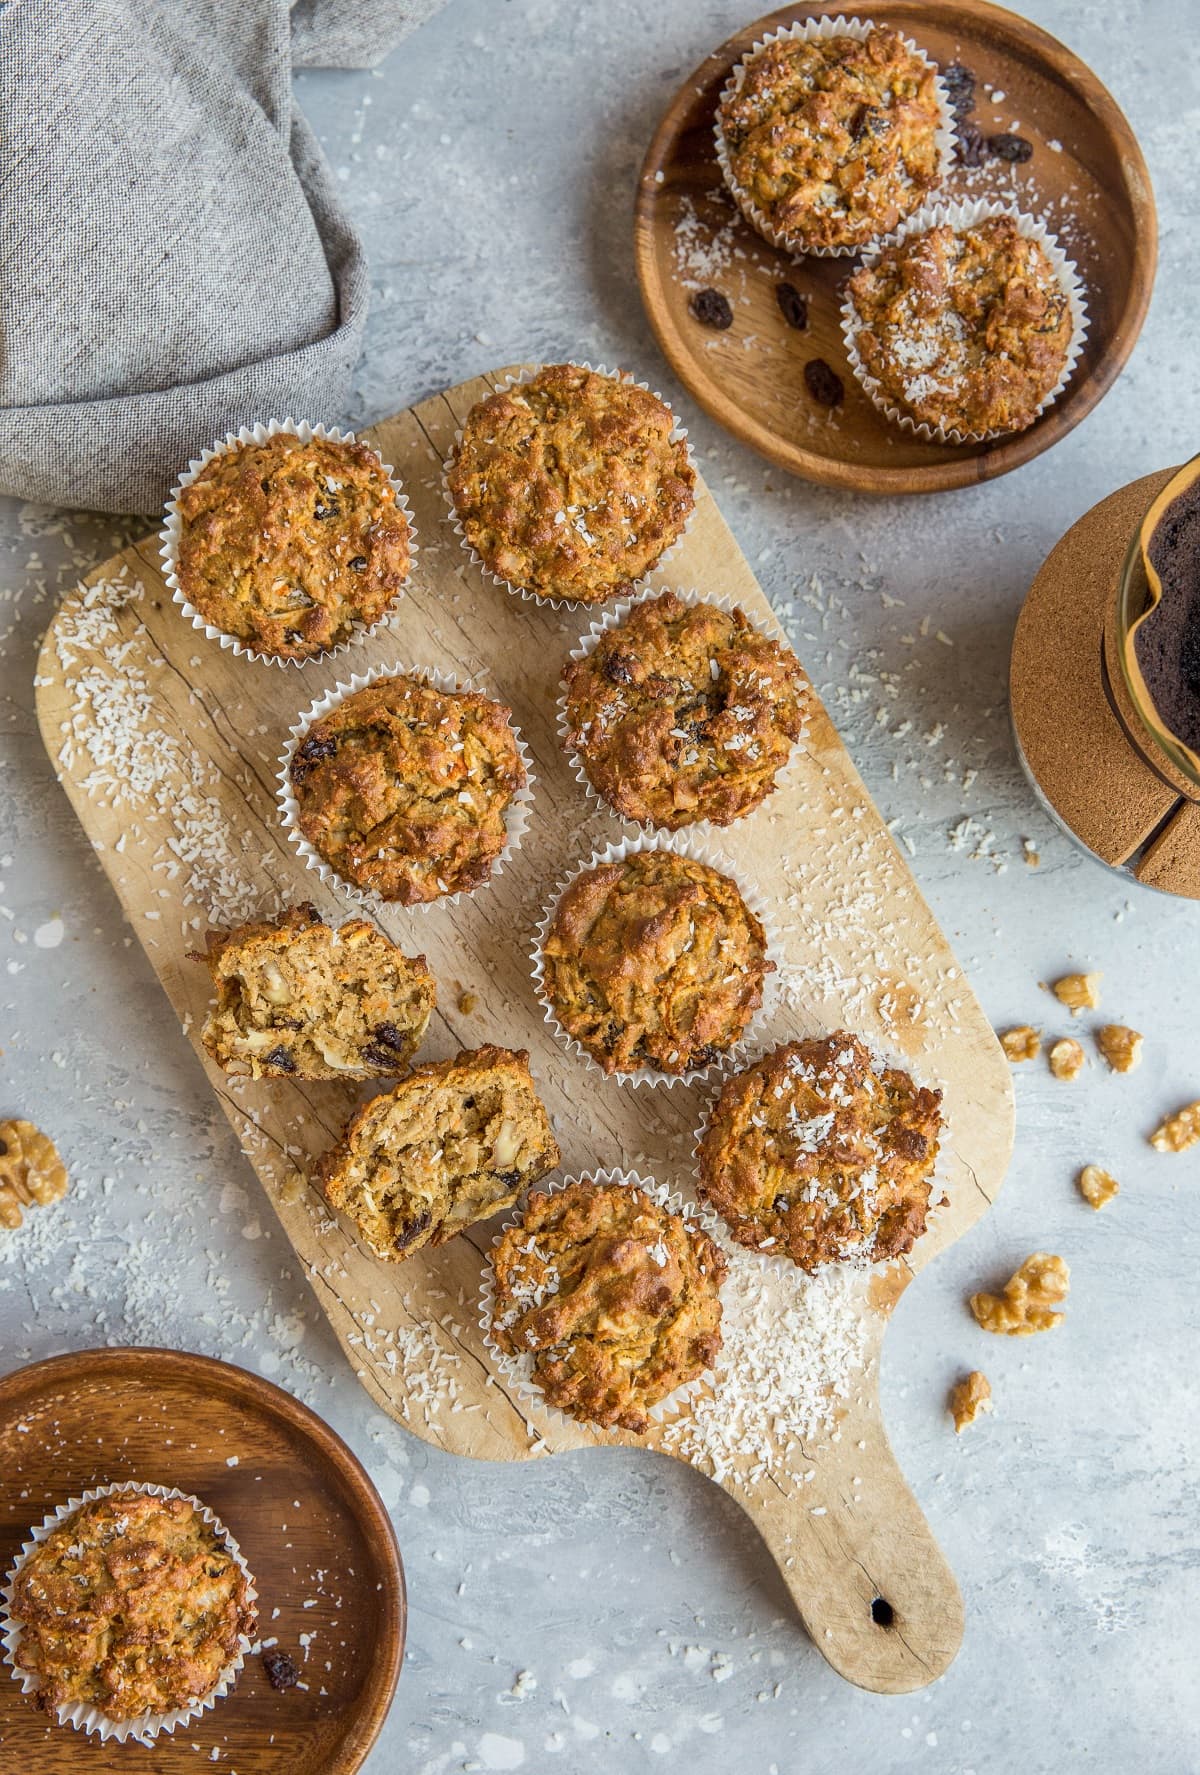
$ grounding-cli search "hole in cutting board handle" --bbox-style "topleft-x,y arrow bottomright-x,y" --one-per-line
871,1597 -> 895,1627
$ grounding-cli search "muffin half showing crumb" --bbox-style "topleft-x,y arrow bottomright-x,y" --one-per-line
697,1033 -> 943,1270
488,1177 -> 727,1433
317,1045 -> 560,1260
4,1488 -> 255,1732
194,903 -> 435,1079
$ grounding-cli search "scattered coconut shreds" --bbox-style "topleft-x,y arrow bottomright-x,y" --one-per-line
54,570 -> 261,926
671,193 -> 740,292
662,1244 -> 869,1490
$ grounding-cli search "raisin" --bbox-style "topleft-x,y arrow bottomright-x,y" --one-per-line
348,554 -> 368,571
362,1044 -> 403,1067
988,132 -> 1033,163
689,287 -> 734,329
772,1195 -> 790,1214
313,503 -> 335,520
0,1139 -> 7,1157
955,122 -> 987,167
694,1044 -> 722,1068
295,733 -> 337,766
372,1022 -> 408,1051
803,359 -> 844,408
851,105 -> 889,141
602,650 -> 638,685
940,61 -> 976,115
262,1648 -> 300,1691
496,1169 -> 522,1189
395,1210 -> 432,1248
775,281 -> 809,331
263,1046 -> 296,1073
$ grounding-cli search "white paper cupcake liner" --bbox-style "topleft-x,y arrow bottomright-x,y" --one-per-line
1,1481 -> 257,1746
556,585 -> 812,834
531,830 -> 778,1088
277,659 -> 535,915
840,198 -> 1090,443
160,418 -> 418,668
478,1168 -> 722,1437
442,362 -> 696,609
714,15 -> 956,259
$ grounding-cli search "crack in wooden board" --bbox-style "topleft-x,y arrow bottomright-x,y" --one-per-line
33,368 -> 1013,1692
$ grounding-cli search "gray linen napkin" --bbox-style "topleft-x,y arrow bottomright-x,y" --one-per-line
0,0 -> 446,514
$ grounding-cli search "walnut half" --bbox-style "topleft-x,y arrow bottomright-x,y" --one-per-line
0,1120 -> 69,1230
949,1370 -> 992,1432
1096,1025 -> 1143,1074
969,1253 -> 1069,1336
1149,1103 -> 1200,1154
1000,1025 -> 1041,1063
1048,1038 -> 1085,1081
1050,972 -> 1101,1014
1078,1165 -> 1119,1210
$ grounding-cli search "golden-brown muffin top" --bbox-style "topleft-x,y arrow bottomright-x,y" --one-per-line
448,364 -> 695,604
719,28 -> 945,252
318,1043 -> 560,1261
288,675 -> 525,905
175,431 -> 410,661
490,1178 -> 727,1432
9,1490 -> 256,1722
846,215 -> 1075,435
562,592 -> 809,829
697,1033 -> 943,1271
541,849 -> 771,1076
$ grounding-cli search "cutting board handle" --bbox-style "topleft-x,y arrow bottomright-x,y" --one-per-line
717,1372 -> 963,1693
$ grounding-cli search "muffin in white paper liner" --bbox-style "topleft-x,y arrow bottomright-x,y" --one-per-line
714,16 -> 956,259
160,417 -> 418,668
442,362 -> 697,608
530,830 -> 778,1088
556,585 -> 812,834
478,1168 -> 724,1438
840,198 -> 1090,443
277,659 -> 535,915
1,1481 -> 257,1746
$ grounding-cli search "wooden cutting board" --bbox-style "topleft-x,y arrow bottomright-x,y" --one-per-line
33,368 -> 1013,1695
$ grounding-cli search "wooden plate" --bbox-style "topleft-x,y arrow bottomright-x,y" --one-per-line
0,1348 -> 404,1772
634,0 -> 1156,494
33,370 -> 1014,1695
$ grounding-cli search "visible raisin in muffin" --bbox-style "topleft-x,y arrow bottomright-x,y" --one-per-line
7,1489 -> 255,1723
447,364 -> 695,603
718,27 -> 946,253
845,214 -> 1076,436
194,903 -> 435,1079
489,1178 -> 727,1432
540,849 -> 771,1076
173,431 -> 410,661
317,1045 -> 559,1260
287,674 -> 526,905
562,592 -> 810,828
697,1033 -> 943,1271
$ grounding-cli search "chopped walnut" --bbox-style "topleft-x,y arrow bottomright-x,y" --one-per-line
969,1252 -> 1069,1336
1050,972 -> 1101,1014
1096,1024 -> 1143,1074
949,1370 -> 992,1432
1048,1038 -> 1085,1081
1078,1165 -> 1119,1210
1149,1102 -> 1200,1154
0,1119 -> 69,1230
1000,1025 -> 1041,1063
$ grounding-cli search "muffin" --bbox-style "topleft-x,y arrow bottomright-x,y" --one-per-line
539,847 -> 771,1076
318,1045 -> 560,1260
489,1177 -> 727,1432
844,212 -> 1077,437
697,1033 -> 943,1271
447,364 -> 695,603
286,673 -> 527,905
172,430 -> 411,661
6,1488 -> 255,1727
562,591 -> 810,829
718,25 -> 947,254
194,902 -> 435,1079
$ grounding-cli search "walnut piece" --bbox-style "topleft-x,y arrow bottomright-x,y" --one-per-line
1000,1025 -> 1041,1062
969,1252 -> 1069,1336
0,1119 -> 69,1230
1149,1103 -> 1200,1154
1048,1038 -> 1085,1081
1096,1024 -> 1142,1074
1078,1165 -> 1119,1210
949,1370 -> 992,1433
1050,972 -> 1101,1014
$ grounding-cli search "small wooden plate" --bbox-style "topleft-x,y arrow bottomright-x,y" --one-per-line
0,1348 -> 404,1773
634,0 -> 1156,494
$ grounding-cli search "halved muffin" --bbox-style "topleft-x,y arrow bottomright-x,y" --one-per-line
317,1045 -> 560,1260
195,903 -> 435,1079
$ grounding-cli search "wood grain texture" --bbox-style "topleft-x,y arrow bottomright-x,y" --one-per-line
634,0 -> 1156,494
0,1348 -> 404,1772
33,369 -> 1014,1693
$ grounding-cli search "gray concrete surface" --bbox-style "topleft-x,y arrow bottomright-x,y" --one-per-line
1,2 -> 1197,1769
